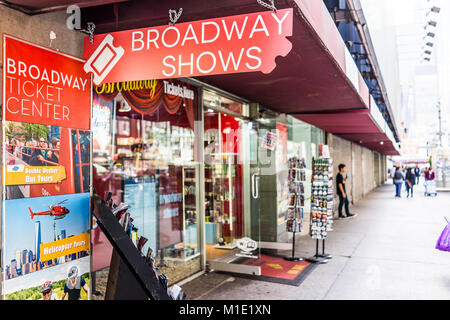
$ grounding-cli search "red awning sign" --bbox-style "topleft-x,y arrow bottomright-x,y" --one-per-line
83,9 -> 293,85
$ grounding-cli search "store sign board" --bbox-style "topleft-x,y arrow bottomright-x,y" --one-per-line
2,36 -> 92,300
83,9 -> 293,86
3,35 -> 91,131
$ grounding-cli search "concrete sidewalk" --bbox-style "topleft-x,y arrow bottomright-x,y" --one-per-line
181,183 -> 450,300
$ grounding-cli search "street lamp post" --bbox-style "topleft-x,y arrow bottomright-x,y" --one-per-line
437,101 -> 443,147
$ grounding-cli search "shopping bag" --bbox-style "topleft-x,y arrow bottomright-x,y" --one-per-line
406,180 -> 412,188
435,224 -> 450,252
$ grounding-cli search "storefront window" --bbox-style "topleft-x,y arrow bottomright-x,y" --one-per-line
92,79 -> 201,285
203,90 -> 247,115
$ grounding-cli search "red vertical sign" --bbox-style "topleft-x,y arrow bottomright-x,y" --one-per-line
3,35 -> 91,130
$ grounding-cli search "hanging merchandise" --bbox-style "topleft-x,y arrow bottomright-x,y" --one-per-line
310,158 -> 334,240
306,151 -> 334,264
284,155 -> 306,261
104,192 -> 186,300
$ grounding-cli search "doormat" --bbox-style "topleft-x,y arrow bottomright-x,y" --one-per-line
218,254 -> 317,286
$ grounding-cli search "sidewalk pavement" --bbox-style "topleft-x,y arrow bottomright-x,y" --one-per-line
180,183 -> 450,300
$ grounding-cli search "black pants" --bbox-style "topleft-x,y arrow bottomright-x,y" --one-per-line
338,195 -> 350,218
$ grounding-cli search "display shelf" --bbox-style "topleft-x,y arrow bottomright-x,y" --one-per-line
213,243 -> 237,250
204,149 -> 239,247
177,165 -> 200,261
164,252 -> 201,262
307,153 -> 334,263
284,155 -> 307,261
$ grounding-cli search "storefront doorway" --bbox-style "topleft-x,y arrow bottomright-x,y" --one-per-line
202,90 -> 262,274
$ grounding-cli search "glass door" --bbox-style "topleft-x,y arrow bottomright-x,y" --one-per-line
203,91 -> 261,275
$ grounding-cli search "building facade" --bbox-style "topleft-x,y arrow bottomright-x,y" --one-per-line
0,0 -> 398,289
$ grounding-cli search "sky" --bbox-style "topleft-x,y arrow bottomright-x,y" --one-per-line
361,0 -> 448,150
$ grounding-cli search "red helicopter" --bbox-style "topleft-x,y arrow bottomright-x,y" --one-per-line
29,200 -> 70,220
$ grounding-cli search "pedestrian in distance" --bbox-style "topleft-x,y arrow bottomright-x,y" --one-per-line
424,166 -> 437,197
393,166 -> 404,198
405,166 -> 416,198
336,164 -> 356,219
425,167 -> 435,181
414,164 -> 421,185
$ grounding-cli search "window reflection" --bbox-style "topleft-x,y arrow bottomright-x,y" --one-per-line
92,80 -> 200,285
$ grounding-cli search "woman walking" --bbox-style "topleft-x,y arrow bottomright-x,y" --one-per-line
393,166 -> 404,198
405,167 -> 416,198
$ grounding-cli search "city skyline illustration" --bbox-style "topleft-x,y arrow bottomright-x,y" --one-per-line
3,193 -> 90,265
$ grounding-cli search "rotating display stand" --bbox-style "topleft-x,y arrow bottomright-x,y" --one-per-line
284,156 -> 306,261
306,157 -> 334,264
91,194 -> 173,300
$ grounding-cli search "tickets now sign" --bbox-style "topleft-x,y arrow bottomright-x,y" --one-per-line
5,165 -> 66,186
83,9 -> 293,85
2,35 -> 91,130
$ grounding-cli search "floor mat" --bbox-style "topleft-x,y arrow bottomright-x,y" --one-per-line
218,254 -> 317,286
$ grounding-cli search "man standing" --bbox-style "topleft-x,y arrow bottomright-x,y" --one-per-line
393,166 -> 404,198
405,167 -> 416,198
336,164 -> 356,219
414,164 -> 421,185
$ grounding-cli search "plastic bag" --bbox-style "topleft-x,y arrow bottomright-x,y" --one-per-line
436,224 -> 450,252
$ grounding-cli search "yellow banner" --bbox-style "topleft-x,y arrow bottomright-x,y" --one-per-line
5,165 -> 66,185
40,232 -> 90,261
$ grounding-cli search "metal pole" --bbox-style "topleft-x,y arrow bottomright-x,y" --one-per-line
315,239 -> 319,258
291,231 -> 296,259
439,104 -> 442,147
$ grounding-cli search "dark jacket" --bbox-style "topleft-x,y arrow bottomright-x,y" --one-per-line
405,169 -> 415,186
393,168 -> 404,184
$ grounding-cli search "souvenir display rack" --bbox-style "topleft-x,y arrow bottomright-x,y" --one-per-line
306,157 -> 334,263
284,156 -> 306,261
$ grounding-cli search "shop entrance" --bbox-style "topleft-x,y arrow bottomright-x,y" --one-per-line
203,90 -> 262,275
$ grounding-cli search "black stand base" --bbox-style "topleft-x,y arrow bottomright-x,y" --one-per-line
284,230 -> 305,262
305,239 -> 329,264
319,254 -> 332,259
305,256 -> 329,264
284,257 -> 304,262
